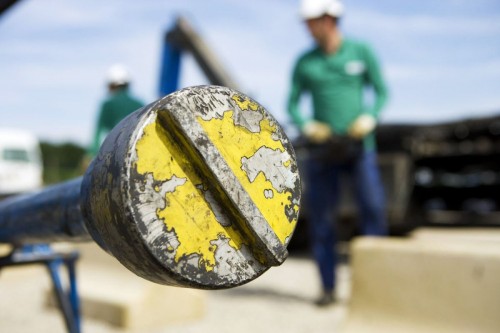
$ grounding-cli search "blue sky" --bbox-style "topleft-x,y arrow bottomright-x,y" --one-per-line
1,0 -> 500,146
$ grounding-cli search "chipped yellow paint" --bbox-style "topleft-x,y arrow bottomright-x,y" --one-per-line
198,100 -> 298,244
232,95 -> 259,111
134,120 -> 247,271
132,92 -> 298,271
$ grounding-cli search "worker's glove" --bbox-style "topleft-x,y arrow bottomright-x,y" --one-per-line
348,114 -> 376,139
303,120 -> 332,144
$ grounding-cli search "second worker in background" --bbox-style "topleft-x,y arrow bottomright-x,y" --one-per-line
88,64 -> 145,158
287,0 -> 389,306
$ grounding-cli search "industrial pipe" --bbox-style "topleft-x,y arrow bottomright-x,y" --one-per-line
0,85 -> 301,289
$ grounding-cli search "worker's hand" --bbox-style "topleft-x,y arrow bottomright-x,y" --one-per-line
348,114 -> 376,139
303,120 -> 332,143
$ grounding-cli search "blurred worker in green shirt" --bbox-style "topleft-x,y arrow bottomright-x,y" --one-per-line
88,64 -> 144,157
287,0 -> 388,306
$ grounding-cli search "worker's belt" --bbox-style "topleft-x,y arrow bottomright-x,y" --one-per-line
306,135 -> 363,164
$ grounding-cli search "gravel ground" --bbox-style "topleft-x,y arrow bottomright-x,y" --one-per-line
0,251 -> 351,333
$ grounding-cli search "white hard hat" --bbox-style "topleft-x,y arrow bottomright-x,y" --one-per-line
300,0 -> 344,20
106,64 -> 130,85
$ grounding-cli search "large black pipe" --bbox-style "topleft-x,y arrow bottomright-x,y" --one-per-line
0,86 -> 301,289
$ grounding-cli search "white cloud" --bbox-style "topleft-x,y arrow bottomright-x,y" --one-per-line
346,9 -> 500,40
3,0 -> 112,35
387,59 -> 500,81
1,0 -> 500,145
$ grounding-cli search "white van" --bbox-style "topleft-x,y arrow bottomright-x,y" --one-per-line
0,129 -> 43,197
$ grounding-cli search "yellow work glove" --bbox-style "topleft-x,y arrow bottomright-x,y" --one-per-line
348,114 -> 376,139
303,120 -> 332,143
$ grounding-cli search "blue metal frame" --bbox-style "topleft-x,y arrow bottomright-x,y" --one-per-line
158,35 -> 181,97
0,244 -> 81,333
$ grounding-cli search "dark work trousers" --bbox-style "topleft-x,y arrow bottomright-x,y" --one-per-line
306,150 -> 387,292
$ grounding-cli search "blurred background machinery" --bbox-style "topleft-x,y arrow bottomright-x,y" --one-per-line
291,114 -> 500,249
0,129 -> 43,198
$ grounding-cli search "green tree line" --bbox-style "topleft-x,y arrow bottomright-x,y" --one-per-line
40,141 -> 86,184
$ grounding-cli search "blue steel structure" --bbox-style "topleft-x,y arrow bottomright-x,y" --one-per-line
159,16 -> 239,97
0,177 -> 86,333
0,244 -> 81,333
159,31 -> 181,96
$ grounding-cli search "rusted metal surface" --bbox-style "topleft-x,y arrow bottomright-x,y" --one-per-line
0,85 -> 301,289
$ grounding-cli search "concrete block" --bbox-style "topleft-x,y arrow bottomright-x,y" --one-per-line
47,243 -> 206,330
0,244 -> 12,256
341,235 -> 500,333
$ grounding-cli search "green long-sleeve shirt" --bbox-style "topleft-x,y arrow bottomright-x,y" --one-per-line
287,38 -> 388,150
89,88 -> 144,157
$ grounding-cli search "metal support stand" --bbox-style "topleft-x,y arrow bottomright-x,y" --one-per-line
0,244 -> 81,333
